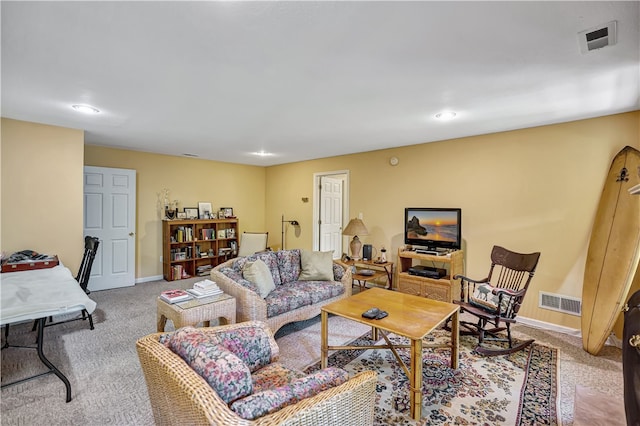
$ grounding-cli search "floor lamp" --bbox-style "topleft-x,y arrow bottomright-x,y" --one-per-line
281,215 -> 299,250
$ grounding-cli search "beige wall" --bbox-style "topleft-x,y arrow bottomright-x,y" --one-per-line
2,112 -> 638,333
1,118 -> 85,272
265,111 -> 640,330
84,146 -> 266,279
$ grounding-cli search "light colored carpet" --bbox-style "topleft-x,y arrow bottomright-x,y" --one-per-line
0,279 -> 624,425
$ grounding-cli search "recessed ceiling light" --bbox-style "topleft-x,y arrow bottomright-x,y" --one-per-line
252,150 -> 273,157
435,111 -> 457,120
72,104 -> 100,114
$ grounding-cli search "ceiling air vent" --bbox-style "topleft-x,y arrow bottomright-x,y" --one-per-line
578,21 -> 617,54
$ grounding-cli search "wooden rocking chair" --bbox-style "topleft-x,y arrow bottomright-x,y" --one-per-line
453,245 -> 541,356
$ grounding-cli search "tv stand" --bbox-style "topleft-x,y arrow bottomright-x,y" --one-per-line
414,249 -> 439,256
397,248 -> 464,302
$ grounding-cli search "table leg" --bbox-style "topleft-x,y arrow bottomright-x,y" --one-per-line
34,318 -> 72,402
321,311 -> 328,369
157,314 -> 167,332
451,309 -> 459,369
385,265 -> 393,290
410,337 -> 423,420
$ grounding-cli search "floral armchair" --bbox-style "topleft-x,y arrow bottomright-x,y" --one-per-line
136,321 -> 377,425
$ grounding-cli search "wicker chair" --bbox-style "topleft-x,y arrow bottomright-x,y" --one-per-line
136,321 -> 377,426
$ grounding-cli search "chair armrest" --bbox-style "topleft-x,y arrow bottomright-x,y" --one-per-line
491,286 -> 525,299
273,370 -> 377,426
453,274 -> 488,301
453,274 -> 489,285
335,261 -> 353,298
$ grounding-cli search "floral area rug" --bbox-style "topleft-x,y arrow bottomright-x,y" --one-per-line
305,329 -> 559,425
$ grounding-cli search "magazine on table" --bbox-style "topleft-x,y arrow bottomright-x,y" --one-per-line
160,289 -> 191,303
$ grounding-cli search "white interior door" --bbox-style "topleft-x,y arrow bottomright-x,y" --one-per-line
319,176 -> 344,259
83,166 -> 136,291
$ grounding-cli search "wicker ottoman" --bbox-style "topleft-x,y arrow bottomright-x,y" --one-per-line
157,294 -> 236,332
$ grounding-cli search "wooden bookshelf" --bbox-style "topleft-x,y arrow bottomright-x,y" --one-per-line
162,218 -> 238,281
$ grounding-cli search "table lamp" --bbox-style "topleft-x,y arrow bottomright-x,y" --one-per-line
343,218 -> 369,260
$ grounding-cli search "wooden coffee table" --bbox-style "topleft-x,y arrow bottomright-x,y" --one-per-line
321,287 -> 459,421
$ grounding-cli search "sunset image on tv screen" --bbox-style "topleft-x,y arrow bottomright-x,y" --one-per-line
406,211 -> 458,242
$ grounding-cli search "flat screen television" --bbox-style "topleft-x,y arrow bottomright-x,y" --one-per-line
404,207 -> 462,250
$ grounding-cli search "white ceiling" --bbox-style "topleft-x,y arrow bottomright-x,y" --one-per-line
2,1 -> 639,166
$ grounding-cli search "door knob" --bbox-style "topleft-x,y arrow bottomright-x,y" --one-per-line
129,232 -> 135,237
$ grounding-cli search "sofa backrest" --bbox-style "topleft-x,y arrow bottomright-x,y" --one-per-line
233,251 -> 283,286
275,249 -> 302,284
230,249 -> 345,286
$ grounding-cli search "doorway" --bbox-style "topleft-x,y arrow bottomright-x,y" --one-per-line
313,171 -> 349,259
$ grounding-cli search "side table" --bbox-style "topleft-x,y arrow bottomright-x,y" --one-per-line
157,293 -> 236,332
344,259 -> 394,290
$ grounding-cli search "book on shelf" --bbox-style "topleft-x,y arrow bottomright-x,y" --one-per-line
160,289 -> 191,303
170,265 -> 191,280
201,228 -> 215,240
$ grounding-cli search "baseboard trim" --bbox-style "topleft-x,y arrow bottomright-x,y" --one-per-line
516,315 -> 581,337
517,315 -> 622,349
136,275 -> 164,284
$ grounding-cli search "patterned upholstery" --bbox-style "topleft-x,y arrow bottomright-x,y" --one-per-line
211,249 -> 353,334
136,321 -> 377,425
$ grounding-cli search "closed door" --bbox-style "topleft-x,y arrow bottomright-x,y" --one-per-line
319,176 -> 343,258
83,166 -> 136,291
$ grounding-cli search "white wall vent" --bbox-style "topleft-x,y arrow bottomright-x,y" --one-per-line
539,291 -> 582,316
578,21 -> 617,54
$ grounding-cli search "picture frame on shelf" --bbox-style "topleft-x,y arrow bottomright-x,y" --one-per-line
184,207 -> 198,220
222,207 -> 234,218
218,209 -> 226,219
211,212 -> 218,219
226,228 -> 236,238
176,212 -> 187,219
198,202 -> 212,219
217,230 -> 227,239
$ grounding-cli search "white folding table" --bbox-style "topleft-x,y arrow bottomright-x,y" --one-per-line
0,265 -> 97,402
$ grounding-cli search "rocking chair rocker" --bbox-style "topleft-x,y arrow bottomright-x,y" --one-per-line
453,245 -> 541,356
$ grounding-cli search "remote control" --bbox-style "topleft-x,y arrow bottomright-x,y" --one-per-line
375,311 -> 388,320
362,308 -> 380,319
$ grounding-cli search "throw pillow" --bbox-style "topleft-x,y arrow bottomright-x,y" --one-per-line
168,327 -> 252,403
230,367 -> 349,420
469,283 -> 512,314
298,250 -> 334,281
243,259 -> 276,298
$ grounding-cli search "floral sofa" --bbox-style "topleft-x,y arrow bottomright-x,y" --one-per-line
136,321 -> 377,425
211,249 -> 352,334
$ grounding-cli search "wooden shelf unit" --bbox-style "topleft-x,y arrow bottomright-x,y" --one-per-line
162,218 -> 238,281
396,248 -> 464,303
